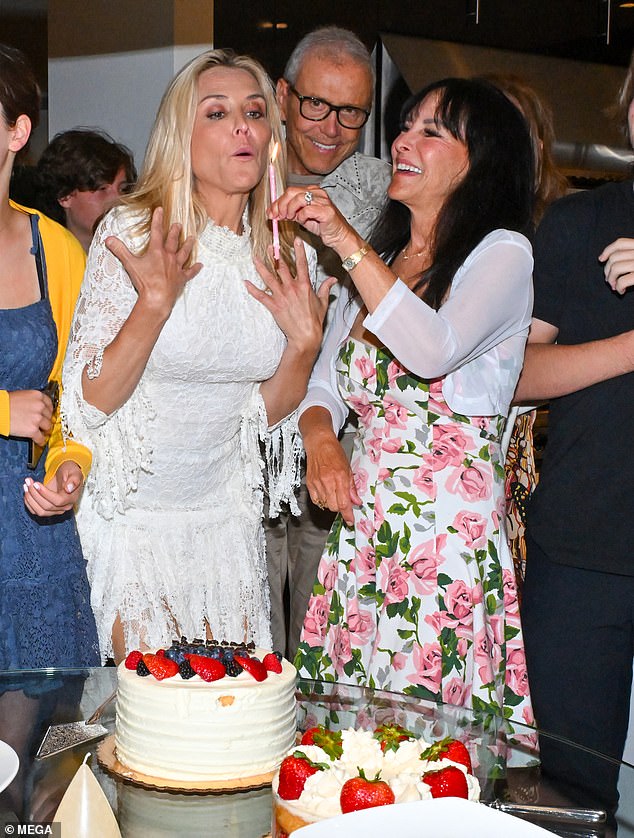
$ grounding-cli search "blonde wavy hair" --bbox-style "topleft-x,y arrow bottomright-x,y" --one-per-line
124,48 -> 294,271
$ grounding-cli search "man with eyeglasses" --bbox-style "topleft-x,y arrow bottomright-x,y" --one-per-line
265,26 -> 391,659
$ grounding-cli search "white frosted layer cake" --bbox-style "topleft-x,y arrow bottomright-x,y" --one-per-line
115,644 -> 297,782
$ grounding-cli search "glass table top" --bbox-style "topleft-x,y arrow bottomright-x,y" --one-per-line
0,666 -> 631,837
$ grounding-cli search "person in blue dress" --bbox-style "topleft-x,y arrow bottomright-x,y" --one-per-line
0,43 -> 99,670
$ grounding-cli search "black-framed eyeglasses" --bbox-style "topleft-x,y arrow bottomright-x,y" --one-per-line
287,84 -> 370,130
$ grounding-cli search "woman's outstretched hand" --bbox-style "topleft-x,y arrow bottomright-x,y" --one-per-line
268,187 -> 355,253
105,207 -> 202,316
247,237 -> 335,355
23,461 -> 84,517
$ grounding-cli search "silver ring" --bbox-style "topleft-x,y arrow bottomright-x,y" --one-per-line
304,190 -> 313,205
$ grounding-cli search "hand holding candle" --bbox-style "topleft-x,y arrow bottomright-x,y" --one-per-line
269,142 -> 280,261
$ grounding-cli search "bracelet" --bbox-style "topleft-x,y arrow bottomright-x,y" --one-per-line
341,244 -> 370,272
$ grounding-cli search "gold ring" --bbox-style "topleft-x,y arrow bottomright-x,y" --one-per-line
315,498 -> 326,509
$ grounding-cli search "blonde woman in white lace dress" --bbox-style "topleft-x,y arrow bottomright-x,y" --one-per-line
62,50 -> 332,663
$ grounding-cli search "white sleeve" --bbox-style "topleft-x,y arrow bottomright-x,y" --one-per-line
61,208 -> 154,518
363,231 -> 533,379
297,288 -> 358,434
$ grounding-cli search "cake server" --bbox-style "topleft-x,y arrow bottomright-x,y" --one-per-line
487,799 -> 607,825
35,689 -> 117,760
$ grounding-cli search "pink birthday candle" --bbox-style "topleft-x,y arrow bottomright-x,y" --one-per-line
269,141 -> 280,260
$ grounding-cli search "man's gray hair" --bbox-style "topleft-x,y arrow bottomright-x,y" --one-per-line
283,26 -> 374,87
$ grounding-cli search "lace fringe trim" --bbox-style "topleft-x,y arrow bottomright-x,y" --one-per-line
62,369 -> 155,520
240,389 -> 302,518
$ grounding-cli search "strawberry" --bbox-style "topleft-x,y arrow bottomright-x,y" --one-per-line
373,722 -> 414,754
263,652 -> 283,673
340,769 -> 395,813
422,765 -> 469,799
277,750 -> 329,800
142,653 -> 179,680
186,654 -> 226,681
421,736 -> 472,773
234,655 -> 267,682
300,726 -> 343,760
124,650 -> 143,670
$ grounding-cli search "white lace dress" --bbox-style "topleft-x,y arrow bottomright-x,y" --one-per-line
62,207 -> 305,660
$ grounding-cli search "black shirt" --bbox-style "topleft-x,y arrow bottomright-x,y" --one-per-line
527,180 -> 634,575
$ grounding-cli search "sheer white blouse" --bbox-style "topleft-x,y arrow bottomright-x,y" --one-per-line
299,229 -> 533,428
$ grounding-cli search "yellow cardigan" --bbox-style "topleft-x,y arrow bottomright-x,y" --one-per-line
0,202 -> 92,481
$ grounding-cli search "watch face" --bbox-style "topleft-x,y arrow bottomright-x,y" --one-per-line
342,246 -> 367,271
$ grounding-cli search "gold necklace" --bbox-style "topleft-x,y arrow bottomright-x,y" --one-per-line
401,242 -> 426,261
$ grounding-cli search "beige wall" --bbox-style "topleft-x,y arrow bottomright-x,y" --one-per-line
47,0 -> 214,167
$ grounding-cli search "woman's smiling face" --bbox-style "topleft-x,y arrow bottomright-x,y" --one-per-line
389,91 -> 470,216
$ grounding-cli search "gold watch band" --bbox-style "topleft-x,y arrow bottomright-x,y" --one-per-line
341,244 -> 370,271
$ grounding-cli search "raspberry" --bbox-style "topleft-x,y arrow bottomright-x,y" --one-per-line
263,652 -> 283,673
124,650 -> 143,670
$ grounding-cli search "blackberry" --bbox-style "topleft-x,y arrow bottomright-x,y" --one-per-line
136,659 -> 150,676
224,659 -> 243,677
179,659 -> 196,679
273,650 -> 283,662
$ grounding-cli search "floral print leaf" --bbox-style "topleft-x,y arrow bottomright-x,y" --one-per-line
376,521 -> 392,543
478,445 -> 491,461
388,503 -> 409,516
399,532 -> 411,554
386,600 -> 408,619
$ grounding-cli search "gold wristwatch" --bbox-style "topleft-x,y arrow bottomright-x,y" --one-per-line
341,243 -> 370,271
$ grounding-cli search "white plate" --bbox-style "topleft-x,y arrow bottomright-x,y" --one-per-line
294,797 -> 553,837
0,740 -> 19,793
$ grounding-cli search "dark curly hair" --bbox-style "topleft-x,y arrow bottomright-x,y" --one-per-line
36,128 -> 136,223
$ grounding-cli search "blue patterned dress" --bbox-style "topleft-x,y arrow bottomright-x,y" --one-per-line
0,215 -> 99,670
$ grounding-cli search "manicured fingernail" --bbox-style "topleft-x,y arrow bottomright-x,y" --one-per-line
33,483 -> 41,491
66,482 -> 76,492
23,482 -> 29,493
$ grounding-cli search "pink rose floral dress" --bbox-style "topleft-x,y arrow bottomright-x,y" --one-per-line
295,229 -> 535,731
